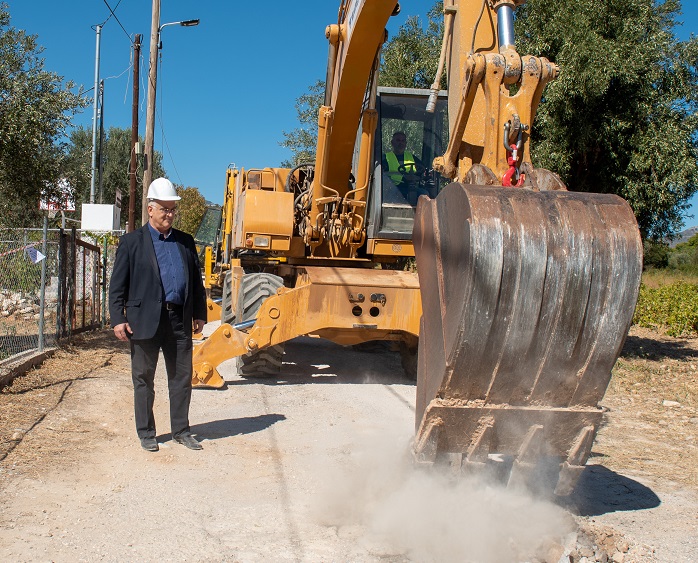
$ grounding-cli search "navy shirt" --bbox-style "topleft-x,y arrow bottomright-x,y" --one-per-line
148,223 -> 186,305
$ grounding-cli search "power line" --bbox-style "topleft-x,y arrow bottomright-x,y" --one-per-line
101,0 -> 133,45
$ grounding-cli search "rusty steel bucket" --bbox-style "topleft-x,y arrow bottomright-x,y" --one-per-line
412,183 -> 642,494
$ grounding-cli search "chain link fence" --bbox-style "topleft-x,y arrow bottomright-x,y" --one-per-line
0,226 -> 120,369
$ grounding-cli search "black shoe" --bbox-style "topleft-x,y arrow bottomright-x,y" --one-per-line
140,437 -> 159,452
174,433 -> 203,450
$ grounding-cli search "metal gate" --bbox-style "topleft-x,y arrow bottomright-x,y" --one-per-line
58,229 -> 102,338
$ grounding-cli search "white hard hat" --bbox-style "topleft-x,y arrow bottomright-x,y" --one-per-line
147,177 -> 180,201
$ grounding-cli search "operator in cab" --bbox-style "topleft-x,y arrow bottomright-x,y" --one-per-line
382,131 -> 432,205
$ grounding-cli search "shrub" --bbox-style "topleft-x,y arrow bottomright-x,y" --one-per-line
643,239 -> 669,269
668,233 -> 698,274
633,281 -> 698,337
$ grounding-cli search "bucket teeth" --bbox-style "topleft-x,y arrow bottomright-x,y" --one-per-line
554,425 -> 595,495
462,419 -> 493,474
412,416 -> 445,466
507,424 -> 545,489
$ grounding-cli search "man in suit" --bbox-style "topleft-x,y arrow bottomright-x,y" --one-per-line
109,177 -> 207,452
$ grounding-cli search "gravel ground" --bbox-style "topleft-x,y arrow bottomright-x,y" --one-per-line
0,327 -> 696,562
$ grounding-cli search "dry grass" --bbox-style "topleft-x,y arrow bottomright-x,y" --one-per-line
641,269 -> 698,289
0,330 -> 126,463
595,326 -> 698,488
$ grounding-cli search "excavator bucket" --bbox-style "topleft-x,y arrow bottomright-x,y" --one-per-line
412,183 -> 642,495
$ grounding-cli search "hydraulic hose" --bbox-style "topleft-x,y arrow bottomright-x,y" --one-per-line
426,1 -> 456,113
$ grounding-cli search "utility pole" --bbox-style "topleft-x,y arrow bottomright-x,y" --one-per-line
142,0 -> 161,224
89,24 -> 102,204
129,34 -> 142,233
98,80 -> 105,203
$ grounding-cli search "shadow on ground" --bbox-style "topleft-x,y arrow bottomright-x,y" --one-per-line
622,334 -> 698,362
155,413 -> 287,443
559,465 -> 661,516
221,337 -> 412,386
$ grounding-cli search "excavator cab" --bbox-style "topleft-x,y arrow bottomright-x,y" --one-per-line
366,87 -> 449,242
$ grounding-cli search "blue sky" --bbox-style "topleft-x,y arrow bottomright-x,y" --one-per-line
7,1 -> 698,228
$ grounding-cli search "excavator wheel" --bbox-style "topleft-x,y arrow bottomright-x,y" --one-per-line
221,271 -> 236,325
412,182 -> 642,495
232,273 -> 286,378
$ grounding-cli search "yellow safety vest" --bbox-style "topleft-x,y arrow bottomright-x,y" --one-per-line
385,151 -> 416,185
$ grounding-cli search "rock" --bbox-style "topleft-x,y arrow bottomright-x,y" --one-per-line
538,538 -> 565,563
663,400 -> 681,407
10,431 -> 24,441
611,552 -> 625,563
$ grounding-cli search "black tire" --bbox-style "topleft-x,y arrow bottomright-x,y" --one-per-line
235,273 -> 285,378
221,271 -> 236,325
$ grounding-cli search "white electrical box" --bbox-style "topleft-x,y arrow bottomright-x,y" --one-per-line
81,204 -> 121,231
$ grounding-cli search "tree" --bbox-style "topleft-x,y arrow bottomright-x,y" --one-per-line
380,2 -> 444,89
173,185 -> 206,236
0,4 -> 88,227
516,0 -> 698,239
64,126 -> 166,229
279,79 -> 325,167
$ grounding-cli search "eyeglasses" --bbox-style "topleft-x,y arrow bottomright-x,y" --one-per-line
151,204 -> 177,215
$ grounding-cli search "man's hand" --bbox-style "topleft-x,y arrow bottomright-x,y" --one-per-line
193,319 -> 206,334
113,322 -> 132,341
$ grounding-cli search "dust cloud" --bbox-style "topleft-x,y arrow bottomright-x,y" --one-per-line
312,429 -> 575,563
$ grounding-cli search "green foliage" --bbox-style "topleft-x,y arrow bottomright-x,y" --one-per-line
4,252 -> 40,293
668,233 -> 698,273
380,2 -> 444,89
279,80 -> 324,167
643,239 -> 670,269
0,4 -> 88,228
516,0 -> 698,239
173,185 -> 206,236
633,281 -> 698,336
64,126 -> 166,229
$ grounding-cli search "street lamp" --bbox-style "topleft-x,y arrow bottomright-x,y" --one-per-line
158,19 -> 200,48
142,4 -> 200,224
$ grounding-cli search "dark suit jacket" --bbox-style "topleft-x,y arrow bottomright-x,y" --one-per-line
109,224 -> 207,340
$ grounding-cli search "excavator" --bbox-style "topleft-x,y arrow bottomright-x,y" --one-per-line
192,0 -> 642,495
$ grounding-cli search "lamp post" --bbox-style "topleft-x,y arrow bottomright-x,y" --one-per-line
142,1 -> 199,224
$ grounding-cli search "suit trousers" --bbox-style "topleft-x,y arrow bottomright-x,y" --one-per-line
130,307 -> 192,439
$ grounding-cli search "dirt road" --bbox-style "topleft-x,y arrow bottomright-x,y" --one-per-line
0,329 -> 696,562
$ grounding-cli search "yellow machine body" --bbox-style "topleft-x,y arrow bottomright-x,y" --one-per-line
192,0 -> 642,495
